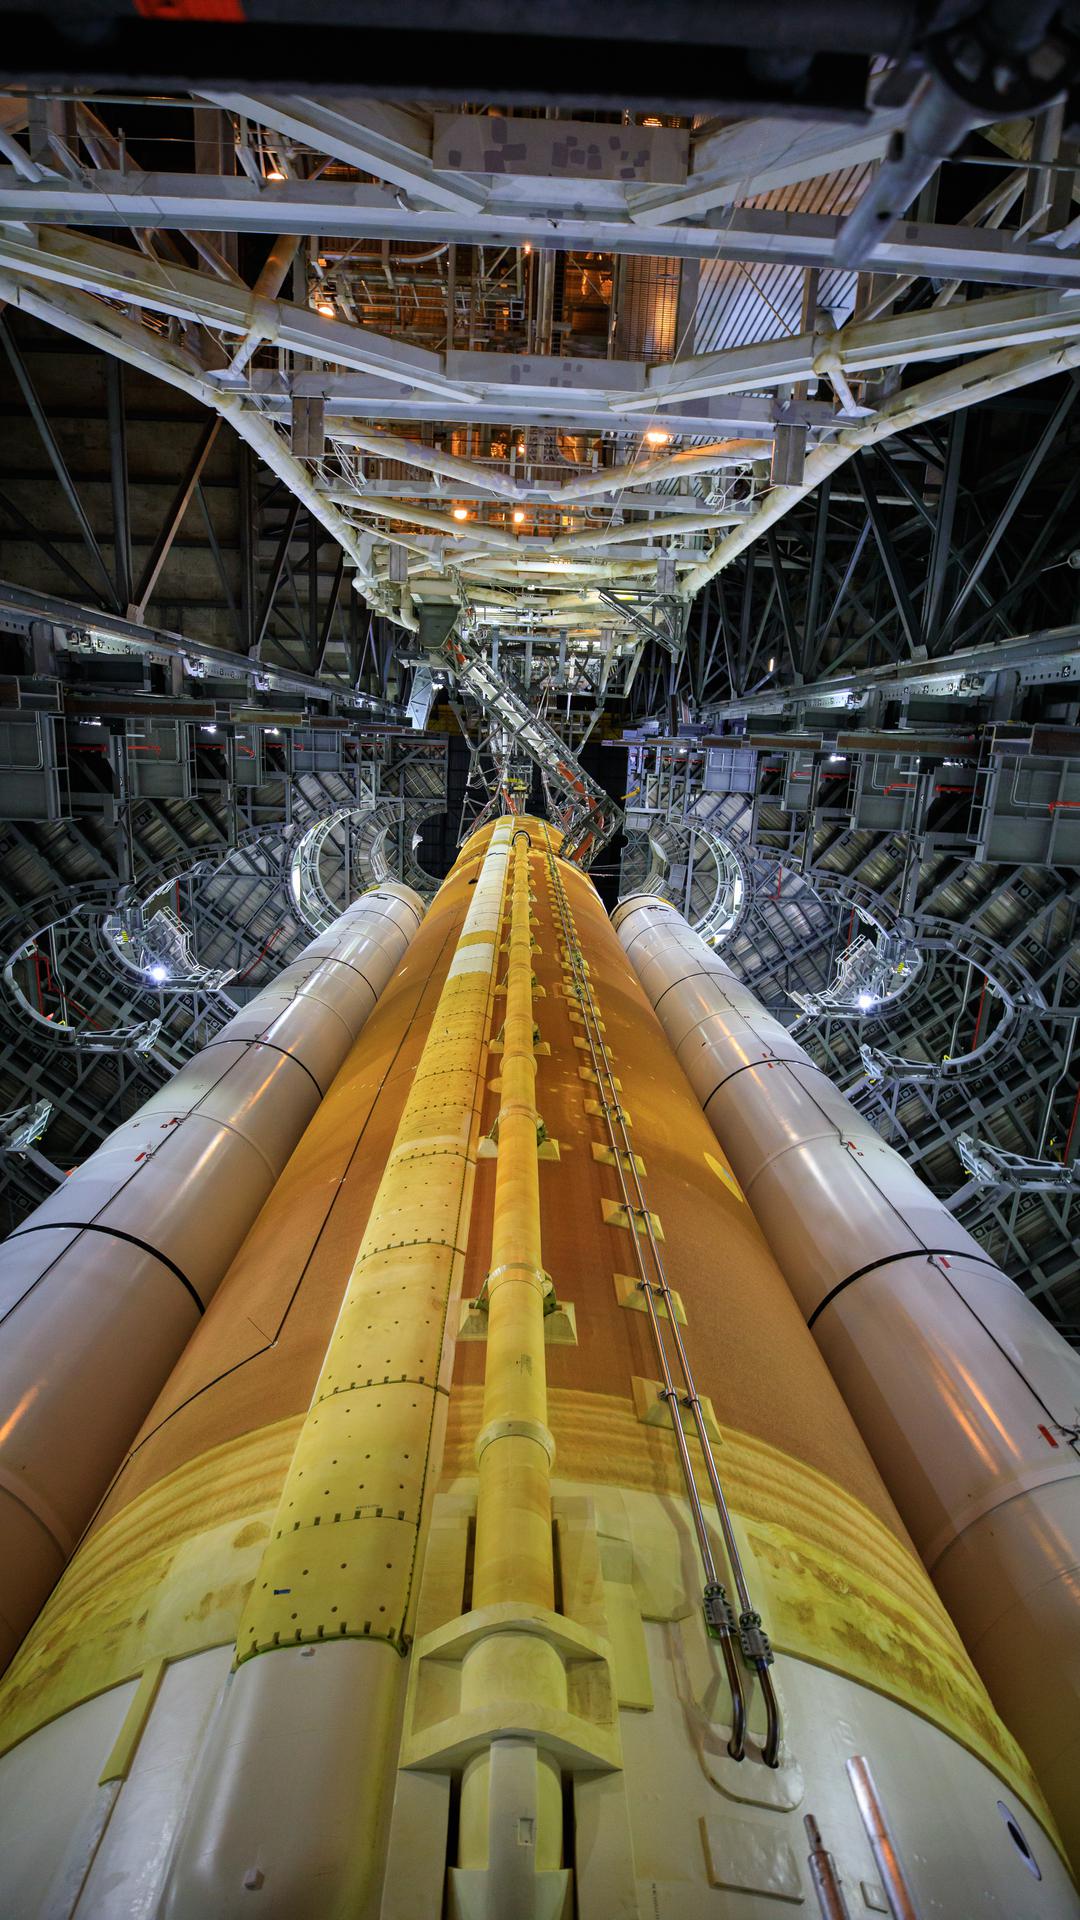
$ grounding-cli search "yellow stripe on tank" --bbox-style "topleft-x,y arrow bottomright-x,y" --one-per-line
0,1415 -> 302,1755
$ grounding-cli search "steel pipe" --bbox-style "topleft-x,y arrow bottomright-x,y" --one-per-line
847,1756 -> 921,1920
471,829 -> 554,1612
544,830 -> 753,1757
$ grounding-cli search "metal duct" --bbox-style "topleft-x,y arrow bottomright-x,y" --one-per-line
0,882 -> 424,1669
614,892 -> 1080,1872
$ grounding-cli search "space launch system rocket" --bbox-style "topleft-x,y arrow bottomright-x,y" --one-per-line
0,820 -> 1076,1917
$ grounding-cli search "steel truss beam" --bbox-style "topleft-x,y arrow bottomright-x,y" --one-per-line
4,174 -> 1080,288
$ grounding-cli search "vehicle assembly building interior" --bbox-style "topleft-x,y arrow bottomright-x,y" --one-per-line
1,5 -> 1080,1916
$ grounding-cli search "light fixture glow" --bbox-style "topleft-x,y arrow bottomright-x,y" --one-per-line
202,725 -> 217,735
855,991 -> 877,1011
644,428 -> 672,447
522,243 -> 532,256
642,116 -> 663,127
516,440 -> 526,456
266,167 -> 286,183
452,506 -> 470,522
315,299 -> 335,318
512,508 -> 526,525
148,964 -> 169,983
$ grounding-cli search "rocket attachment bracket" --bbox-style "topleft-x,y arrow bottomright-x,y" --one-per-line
477,1117 -> 559,1159
487,1023 -> 549,1054
703,1582 -> 737,1643
738,1610 -> 775,1667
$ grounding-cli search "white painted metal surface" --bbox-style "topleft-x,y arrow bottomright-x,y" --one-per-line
3,1623 -> 1076,1918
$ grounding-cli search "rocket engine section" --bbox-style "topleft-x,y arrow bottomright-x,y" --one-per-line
0,828 -> 1075,1918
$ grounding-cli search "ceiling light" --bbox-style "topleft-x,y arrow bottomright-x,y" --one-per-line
855,992 -> 877,1011
512,509 -> 526,525
148,964 -> 169,983
201,725 -> 217,735
266,166 -> 286,183
316,299 -> 335,318
523,243 -> 532,256
452,506 -> 470,522
642,116 -> 663,127
644,428 -> 672,447
768,657 -> 775,672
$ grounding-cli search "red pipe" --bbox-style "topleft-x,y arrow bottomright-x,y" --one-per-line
1064,1082 -> 1080,1166
232,922 -> 285,986
970,980 -> 987,1052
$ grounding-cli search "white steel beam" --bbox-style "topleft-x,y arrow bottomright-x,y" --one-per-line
641,287 -> 1080,408
681,336 -> 1080,596
257,373 -> 823,436
0,225 -> 466,402
14,229 -> 1077,430
629,108 -> 906,225
1,171 -> 1078,285
201,91 -> 488,215
0,269 -> 415,629
327,428 -> 766,503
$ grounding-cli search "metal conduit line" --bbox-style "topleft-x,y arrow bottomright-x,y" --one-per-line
543,826 -> 786,1764
846,1756 -> 922,1920
804,1812 -> 853,1920
563,883 -> 782,1766
540,832 -> 753,1764
539,840 -> 743,1712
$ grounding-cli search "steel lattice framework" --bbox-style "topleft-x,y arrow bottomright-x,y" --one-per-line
0,23 -> 1078,1319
